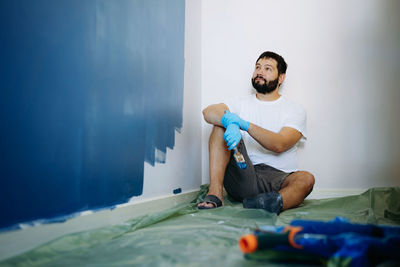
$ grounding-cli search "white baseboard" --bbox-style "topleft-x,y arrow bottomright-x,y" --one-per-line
307,188 -> 366,199
0,189 -> 199,262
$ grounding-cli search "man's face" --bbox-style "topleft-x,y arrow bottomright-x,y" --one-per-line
251,57 -> 280,94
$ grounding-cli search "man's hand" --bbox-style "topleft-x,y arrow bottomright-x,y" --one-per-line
221,111 -> 249,131
223,123 -> 242,150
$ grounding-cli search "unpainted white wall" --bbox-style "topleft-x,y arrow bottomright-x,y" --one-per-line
201,0 -> 400,189
133,0 -> 203,202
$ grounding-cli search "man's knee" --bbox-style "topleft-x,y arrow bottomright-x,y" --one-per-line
284,171 -> 315,192
298,171 -> 315,194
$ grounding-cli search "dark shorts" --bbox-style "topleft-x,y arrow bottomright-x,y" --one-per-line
223,140 -> 291,202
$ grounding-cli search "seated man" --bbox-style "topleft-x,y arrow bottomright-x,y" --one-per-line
197,51 -> 315,214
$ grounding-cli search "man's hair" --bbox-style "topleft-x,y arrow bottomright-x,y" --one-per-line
256,51 -> 287,75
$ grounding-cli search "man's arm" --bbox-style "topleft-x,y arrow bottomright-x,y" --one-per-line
203,104 -> 303,153
202,103 -> 229,126
247,124 -> 303,153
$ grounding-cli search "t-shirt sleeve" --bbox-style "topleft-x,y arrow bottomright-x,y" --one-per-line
283,104 -> 307,140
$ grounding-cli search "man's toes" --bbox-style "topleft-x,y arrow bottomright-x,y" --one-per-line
197,202 -> 214,208
197,202 -> 207,208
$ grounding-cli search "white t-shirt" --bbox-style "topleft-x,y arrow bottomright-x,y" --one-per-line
225,94 -> 307,172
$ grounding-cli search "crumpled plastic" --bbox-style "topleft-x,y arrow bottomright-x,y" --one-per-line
1,186 -> 399,266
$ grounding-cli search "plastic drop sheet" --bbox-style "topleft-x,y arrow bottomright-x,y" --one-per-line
2,186 -> 399,266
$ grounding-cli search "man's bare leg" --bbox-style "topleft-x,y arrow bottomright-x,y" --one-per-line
197,126 -> 230,208
279,171 -> 315,211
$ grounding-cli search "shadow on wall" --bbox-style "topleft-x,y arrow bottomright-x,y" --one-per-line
0,0 -> 185,230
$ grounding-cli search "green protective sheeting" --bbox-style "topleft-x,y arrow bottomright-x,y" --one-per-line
2,187 -> 400,266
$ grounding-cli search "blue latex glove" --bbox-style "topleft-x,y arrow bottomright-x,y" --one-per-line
221,111 -> 249,131
223,123 -> 242,150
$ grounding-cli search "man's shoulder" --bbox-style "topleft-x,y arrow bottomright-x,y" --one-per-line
281,96 -> 306,113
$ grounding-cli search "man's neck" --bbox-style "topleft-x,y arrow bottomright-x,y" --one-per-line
256,89 -> 281,101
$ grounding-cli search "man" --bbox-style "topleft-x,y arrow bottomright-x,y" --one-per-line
197,51 -> 315,214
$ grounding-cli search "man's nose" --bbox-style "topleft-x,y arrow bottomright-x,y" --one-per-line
255,69 -> 264,76
257,67 -> 266,74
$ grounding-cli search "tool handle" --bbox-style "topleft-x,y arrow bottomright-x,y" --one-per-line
239,232 -> 290,253
239,226 -> 304,253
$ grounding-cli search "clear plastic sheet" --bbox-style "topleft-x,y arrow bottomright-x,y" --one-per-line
2,186 -> 399,266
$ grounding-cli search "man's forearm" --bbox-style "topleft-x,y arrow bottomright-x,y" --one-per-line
202,103 -> 229,126
203,105 -> 302,153
247,123 -> 302,153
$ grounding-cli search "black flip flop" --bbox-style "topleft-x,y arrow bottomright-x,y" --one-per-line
197,195 -> 223,209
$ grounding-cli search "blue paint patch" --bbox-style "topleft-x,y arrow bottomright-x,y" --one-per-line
0,0 -> 185,230
236,162 -> 247,169
173,188 -> 182,195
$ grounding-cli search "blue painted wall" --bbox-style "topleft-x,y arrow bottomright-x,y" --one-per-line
0,0 -> 185,230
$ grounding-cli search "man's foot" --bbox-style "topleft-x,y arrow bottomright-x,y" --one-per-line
197,194 -> 223,209
243,192 -> 283,214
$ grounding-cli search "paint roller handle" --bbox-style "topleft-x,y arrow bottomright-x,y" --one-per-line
239,226 -> 304,253
239,232 -> 290,253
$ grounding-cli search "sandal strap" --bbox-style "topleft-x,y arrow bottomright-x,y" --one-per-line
203,195 -> 222,207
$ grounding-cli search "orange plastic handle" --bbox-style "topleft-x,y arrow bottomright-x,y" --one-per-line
239,234 -> 258,253
282,226 -> 303,249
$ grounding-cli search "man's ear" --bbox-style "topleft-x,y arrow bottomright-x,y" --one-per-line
278,73 -> 286,86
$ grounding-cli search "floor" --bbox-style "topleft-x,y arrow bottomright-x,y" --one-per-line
1,186 -> 399,266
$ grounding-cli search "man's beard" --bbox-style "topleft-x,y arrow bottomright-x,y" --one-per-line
252,76 -> 279,94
